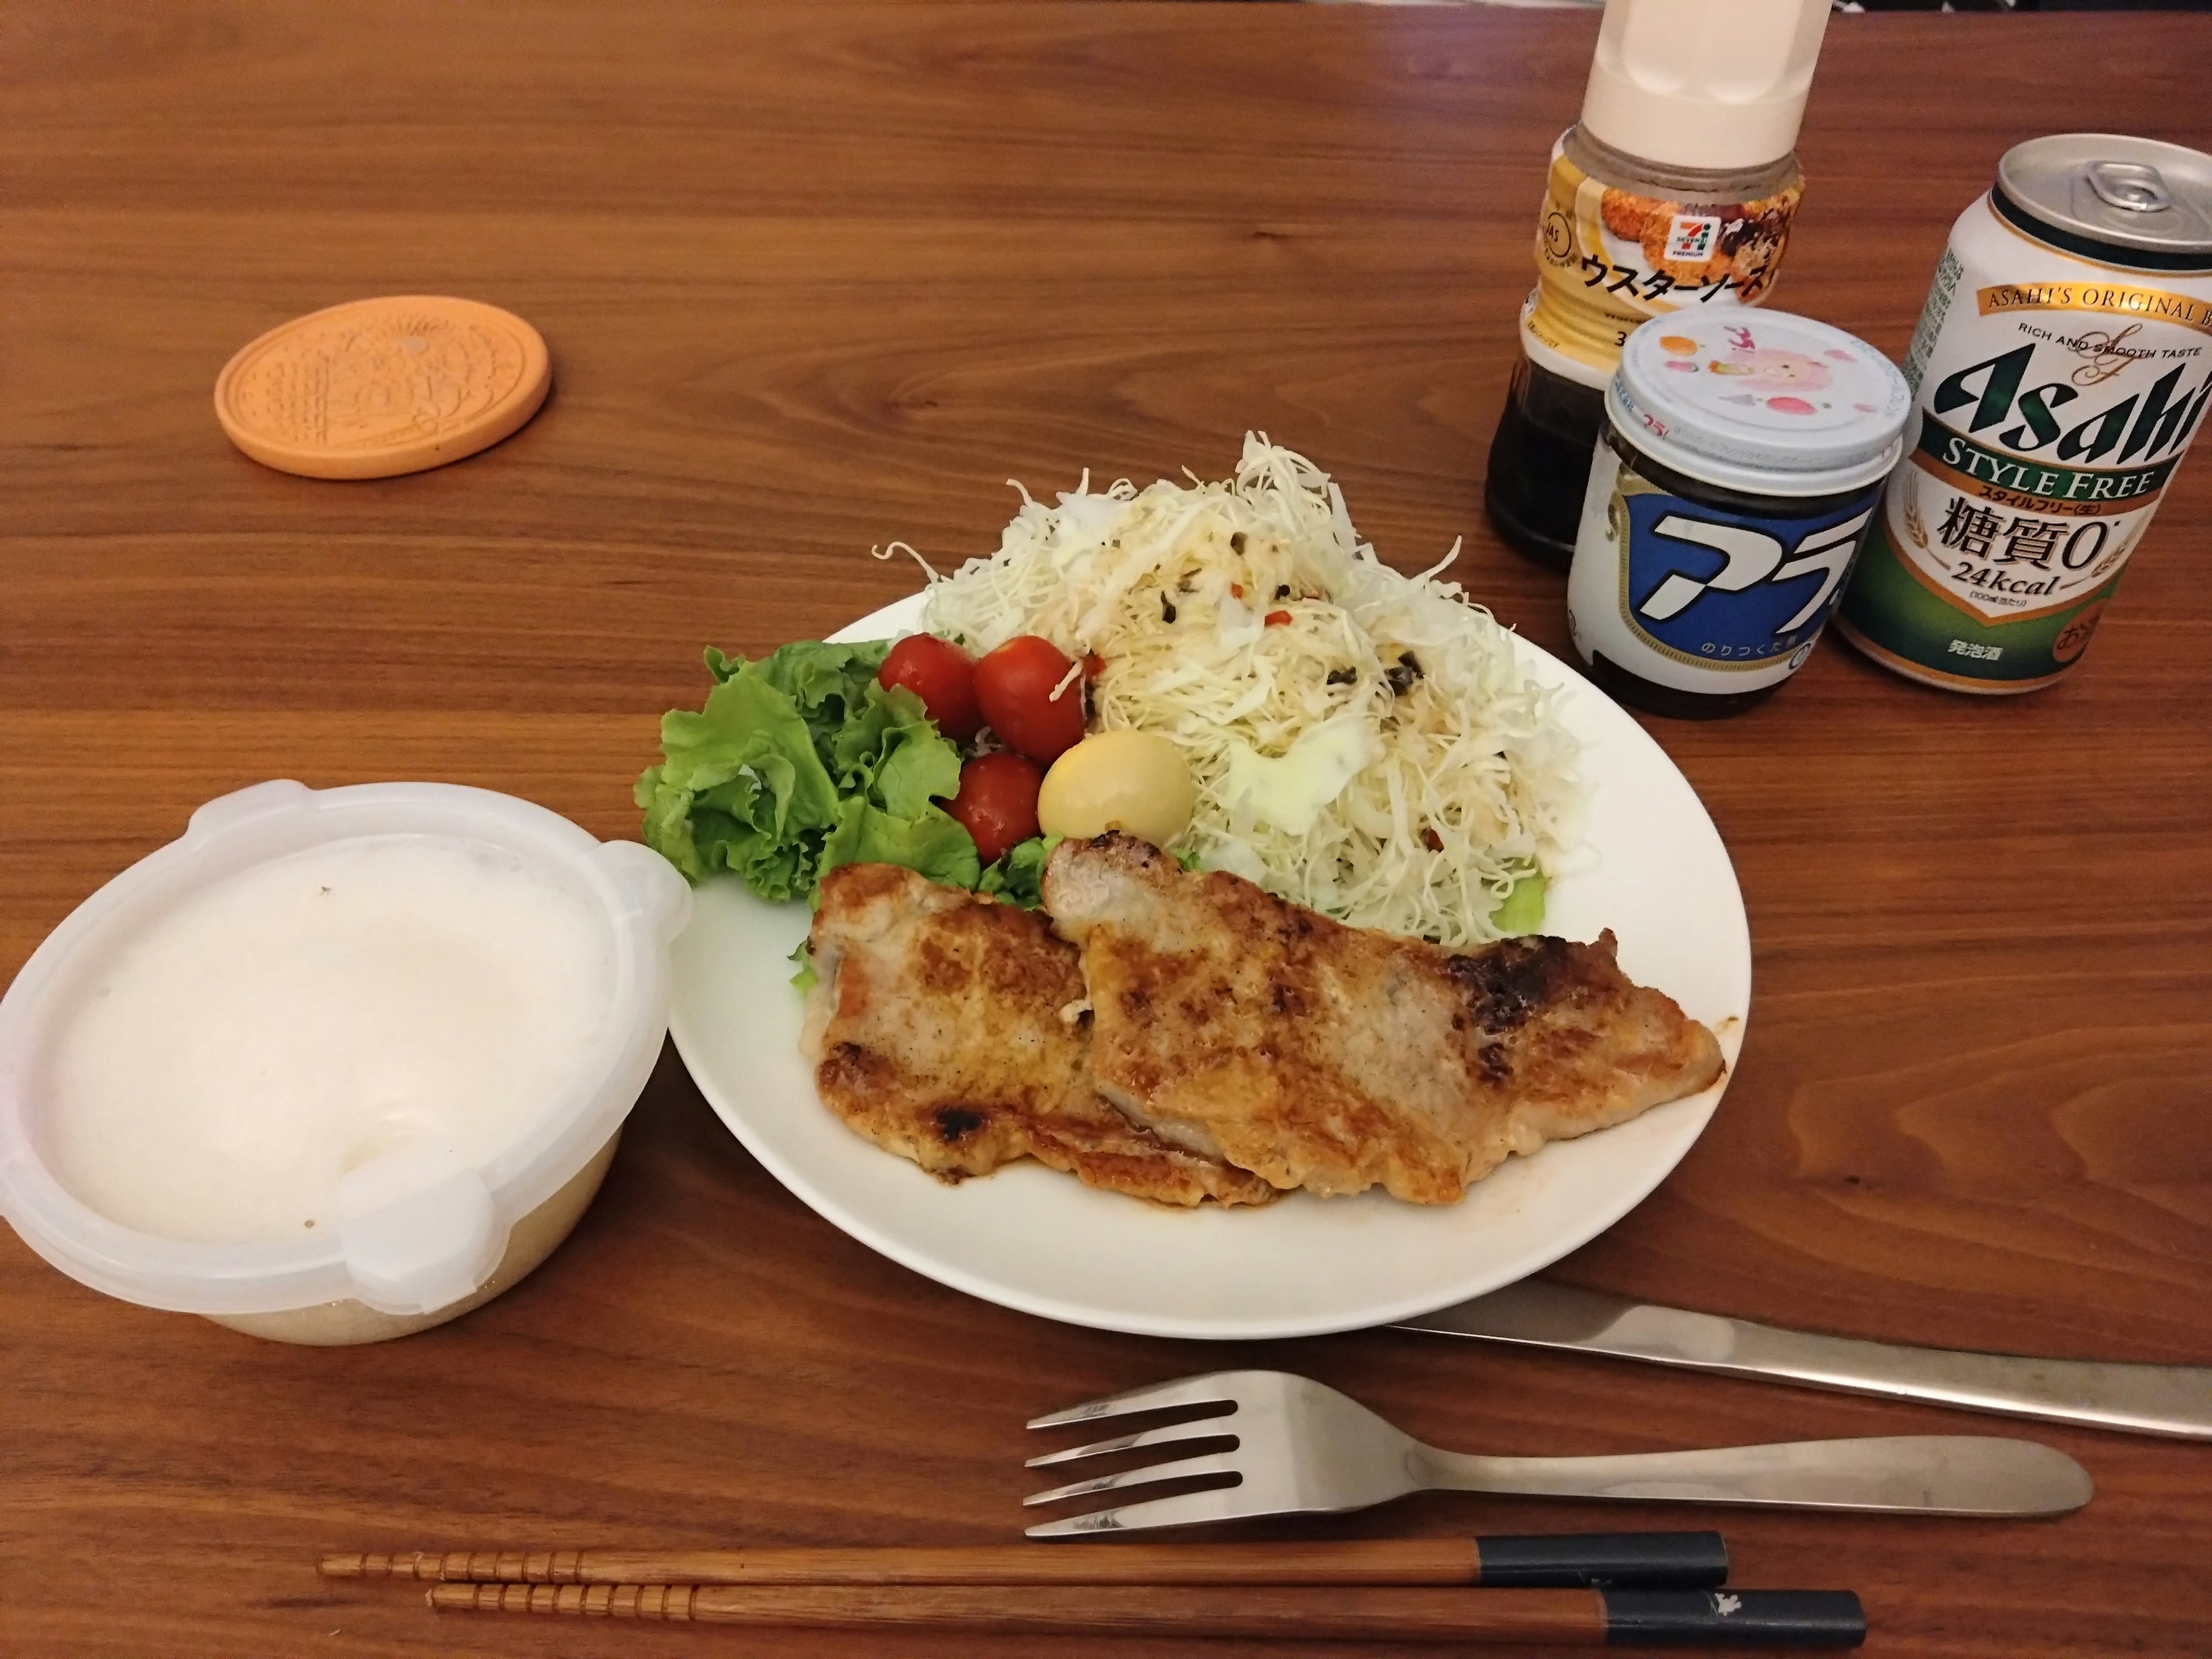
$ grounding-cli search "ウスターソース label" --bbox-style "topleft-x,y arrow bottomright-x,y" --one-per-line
1524,141 -> 1803,381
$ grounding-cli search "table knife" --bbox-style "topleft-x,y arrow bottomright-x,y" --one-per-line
1392,1281 -> 2212,1440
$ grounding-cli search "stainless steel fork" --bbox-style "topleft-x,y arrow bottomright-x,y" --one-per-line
1024,1370 -> 2094,1536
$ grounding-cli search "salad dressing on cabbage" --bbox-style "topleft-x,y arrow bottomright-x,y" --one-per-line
919,437 -> 1579,946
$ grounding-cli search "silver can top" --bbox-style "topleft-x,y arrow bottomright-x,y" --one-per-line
1997,134 -> 2212,268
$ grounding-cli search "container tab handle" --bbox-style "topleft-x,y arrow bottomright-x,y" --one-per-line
338,1148 -> 503,1316
184,779 -> 315,847
597,840 -> 691,941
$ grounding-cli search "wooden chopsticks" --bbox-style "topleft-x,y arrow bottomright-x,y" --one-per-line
323,1537 -> 1866,1647
420,1581 -> 1867,1646
321,1533 -> 1728,1590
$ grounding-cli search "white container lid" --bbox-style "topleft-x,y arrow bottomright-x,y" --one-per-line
1608,310 -> 1911,498
1580,0 -> 1833,172
0,781 -> 689,1319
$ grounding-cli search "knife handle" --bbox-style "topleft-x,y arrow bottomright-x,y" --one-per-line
1396,1281 -> 2212,1441
1422,1434 -> 2091,1516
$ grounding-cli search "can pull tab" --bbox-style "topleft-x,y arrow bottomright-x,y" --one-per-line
2087,161 -> 2172,215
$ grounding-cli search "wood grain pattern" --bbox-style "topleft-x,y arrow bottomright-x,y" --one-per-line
2,5 -> 2209,1658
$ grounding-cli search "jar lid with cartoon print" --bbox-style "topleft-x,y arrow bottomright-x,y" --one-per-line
1608,310 -> 1911,497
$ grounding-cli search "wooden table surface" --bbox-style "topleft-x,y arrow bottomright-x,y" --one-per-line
5,4 -> 2210,1656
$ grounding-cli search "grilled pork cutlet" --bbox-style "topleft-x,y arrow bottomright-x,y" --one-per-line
1043,834 -> 1725,1205
800,862 -> 1276,1207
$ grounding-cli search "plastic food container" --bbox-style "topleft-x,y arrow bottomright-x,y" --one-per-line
0,780 -> 689,1344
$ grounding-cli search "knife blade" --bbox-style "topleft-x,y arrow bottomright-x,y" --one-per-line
1392,1280 -> 2212,1440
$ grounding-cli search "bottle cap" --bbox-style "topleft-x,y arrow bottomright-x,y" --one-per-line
215,296 -> 551,480
1609,310 -> 1911,498
1579,0 -> 1832,172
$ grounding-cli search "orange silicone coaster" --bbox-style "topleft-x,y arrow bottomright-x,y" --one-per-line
214,296 -> 551,479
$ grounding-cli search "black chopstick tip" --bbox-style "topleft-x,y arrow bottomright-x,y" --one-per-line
1602,1589 -> 1866,1649
1475,1530 -> 1728,1590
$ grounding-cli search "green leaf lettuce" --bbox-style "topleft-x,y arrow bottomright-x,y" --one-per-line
637,639 -> 979,902
976,834 -> 1058,908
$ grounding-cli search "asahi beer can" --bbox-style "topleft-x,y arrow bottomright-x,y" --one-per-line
1835,135 -> 2212,692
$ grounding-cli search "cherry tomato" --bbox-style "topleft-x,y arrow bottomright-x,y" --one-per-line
944,751 -> 1042,865
877,634 -> 982,743
972,635 -> 1087,764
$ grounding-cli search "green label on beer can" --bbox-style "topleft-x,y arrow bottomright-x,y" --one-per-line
1835,512 -> 2118,690
1836,184 -> 2212,692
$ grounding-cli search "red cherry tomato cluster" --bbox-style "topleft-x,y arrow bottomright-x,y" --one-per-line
974,635 -> 1086,766
877,631 -> 1088,865
944,751 -> 1041,864
877,634 -> 983,743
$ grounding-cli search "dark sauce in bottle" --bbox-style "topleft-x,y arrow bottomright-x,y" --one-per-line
1484,358 -> 1609,573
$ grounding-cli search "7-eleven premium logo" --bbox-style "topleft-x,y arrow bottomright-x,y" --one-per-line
1664,215 -> 1721,262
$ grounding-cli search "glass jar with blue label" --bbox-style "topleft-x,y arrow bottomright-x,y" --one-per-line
1566,309 -> 1911,719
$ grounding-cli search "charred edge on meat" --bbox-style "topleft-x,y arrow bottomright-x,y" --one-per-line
1444,937 -> 1575,1036
935,1106 -> 985,1143
1088,832 -> 1167,869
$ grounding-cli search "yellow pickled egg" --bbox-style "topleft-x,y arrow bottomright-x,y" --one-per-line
1037,730 -> 1196,848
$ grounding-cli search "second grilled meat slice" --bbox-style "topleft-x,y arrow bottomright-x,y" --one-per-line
1043,834 -> 1725,1205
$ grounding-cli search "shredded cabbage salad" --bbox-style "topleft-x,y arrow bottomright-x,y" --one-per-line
912,435 -> 1581,947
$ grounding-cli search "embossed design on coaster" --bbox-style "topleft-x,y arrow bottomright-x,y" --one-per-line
214,296 -> 551,479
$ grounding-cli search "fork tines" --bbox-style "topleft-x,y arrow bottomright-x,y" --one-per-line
1026,1371 -> 1245,1431
1025,1372 -> 1248,1538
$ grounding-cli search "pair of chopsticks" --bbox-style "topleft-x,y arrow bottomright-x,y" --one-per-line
323,1536 -> 1868,1646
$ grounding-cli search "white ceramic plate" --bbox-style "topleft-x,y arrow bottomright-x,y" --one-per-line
669,593 -> 1749,1340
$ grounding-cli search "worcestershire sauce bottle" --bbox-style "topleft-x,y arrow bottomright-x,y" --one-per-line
1566,311 -> 1910,718
1486,0 -> 1833,571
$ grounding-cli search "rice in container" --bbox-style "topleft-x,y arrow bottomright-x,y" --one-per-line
0,780 -> 688,1344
